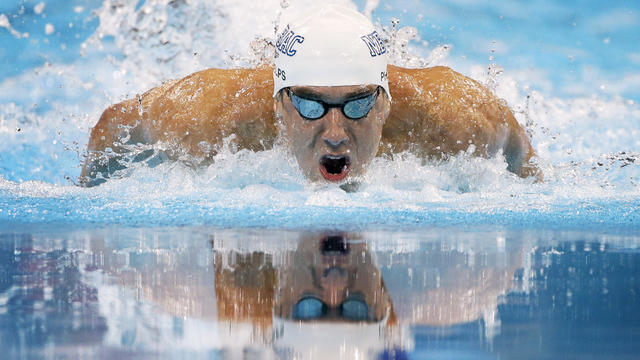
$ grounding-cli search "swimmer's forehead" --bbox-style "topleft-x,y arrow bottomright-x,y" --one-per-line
290,85 -> 379,101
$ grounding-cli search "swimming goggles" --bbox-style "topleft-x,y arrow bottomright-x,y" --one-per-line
287,87 -> 380,120
292,296 -> 372,321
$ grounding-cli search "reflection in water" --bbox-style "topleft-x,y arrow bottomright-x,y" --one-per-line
214,232 -> 394,358
0,228 -> 639,359
275,233 -> 392,358
0,234 -> 107,358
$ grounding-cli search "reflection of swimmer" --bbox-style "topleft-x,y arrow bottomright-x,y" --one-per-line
273,233 -> 394,359
274,233 -> 393,323
213,231 -> 524,358
92,230 -> 522,356
378,237 -> 524,328
215,232 -> 395,359
80,4 -> 539,187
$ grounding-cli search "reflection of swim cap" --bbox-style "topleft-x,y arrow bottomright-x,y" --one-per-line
272,317 -> 388,359
273,4 -> 390,97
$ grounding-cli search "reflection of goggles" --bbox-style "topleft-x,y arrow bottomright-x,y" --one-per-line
287,87 -> 380,120
293,296 -> 373,321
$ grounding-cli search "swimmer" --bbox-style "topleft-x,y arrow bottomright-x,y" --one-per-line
80,4 -> 539,188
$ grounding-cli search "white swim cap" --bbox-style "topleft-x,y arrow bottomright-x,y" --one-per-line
273,4 -> 390,97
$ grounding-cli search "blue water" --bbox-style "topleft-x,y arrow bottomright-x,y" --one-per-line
0,0 -> 100,82
373,0 -> 640,101
2,0 -> 639,101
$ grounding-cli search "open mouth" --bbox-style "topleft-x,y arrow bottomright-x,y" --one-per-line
319,155 -> 351,182
321,235 -> 349,255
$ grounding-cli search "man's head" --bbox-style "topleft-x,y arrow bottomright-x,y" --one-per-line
272,232 -> 393,358
275,233 -> 391,322
273,4 -> 391,184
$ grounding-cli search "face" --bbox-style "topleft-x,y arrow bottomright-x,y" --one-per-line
275,85 -> 390,183
274,233 -> 391,322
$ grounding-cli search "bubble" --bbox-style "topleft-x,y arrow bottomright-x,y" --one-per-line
34,2 -> 46,15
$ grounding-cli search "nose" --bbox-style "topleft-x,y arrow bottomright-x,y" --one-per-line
321,267 -> 348,307
322,109 -> 349,149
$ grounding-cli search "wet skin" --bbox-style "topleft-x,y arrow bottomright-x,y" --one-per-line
80,65 -> 539,186
275,85 -> 390,183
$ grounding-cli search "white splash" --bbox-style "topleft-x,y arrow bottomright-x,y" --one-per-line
34,2 -> 46,15
0,13 -> 26,39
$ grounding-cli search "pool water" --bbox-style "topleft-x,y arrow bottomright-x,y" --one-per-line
0,0 -> 638,230
1,227 -> 639,359
0,0 -> 639,358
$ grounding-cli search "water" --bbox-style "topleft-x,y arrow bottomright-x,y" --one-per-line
0,0 -> 638,230
0,0 -> 639,358
1,227 -> 639,359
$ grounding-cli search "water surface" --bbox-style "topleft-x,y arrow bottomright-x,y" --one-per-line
1,226 -> 639,359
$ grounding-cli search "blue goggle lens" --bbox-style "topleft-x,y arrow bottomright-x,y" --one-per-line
292,297 -> 325,320
290,95 -> 326,119
292,297 -> 371,321
343,94 -> 378,119
341,299 -> 370,321
289,89 -> 379,120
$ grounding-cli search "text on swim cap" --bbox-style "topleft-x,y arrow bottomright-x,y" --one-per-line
275,67 -> 286,81
276,25 -> 304,57
360,31 -> 386,57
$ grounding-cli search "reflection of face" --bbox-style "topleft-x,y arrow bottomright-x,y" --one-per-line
275,85 -> 390,183
275,233 -> 390,322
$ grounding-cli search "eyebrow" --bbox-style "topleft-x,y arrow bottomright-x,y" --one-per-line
291,87 -> 378,102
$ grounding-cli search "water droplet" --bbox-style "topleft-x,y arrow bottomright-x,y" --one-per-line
34,2 -> 45,15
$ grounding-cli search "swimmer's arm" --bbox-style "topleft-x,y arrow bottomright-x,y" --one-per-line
393,248 -> 524,325
80,68 -> 277,186
80,99 -> 146,186
383,65 -> 539,179
79,80 -> 173,186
